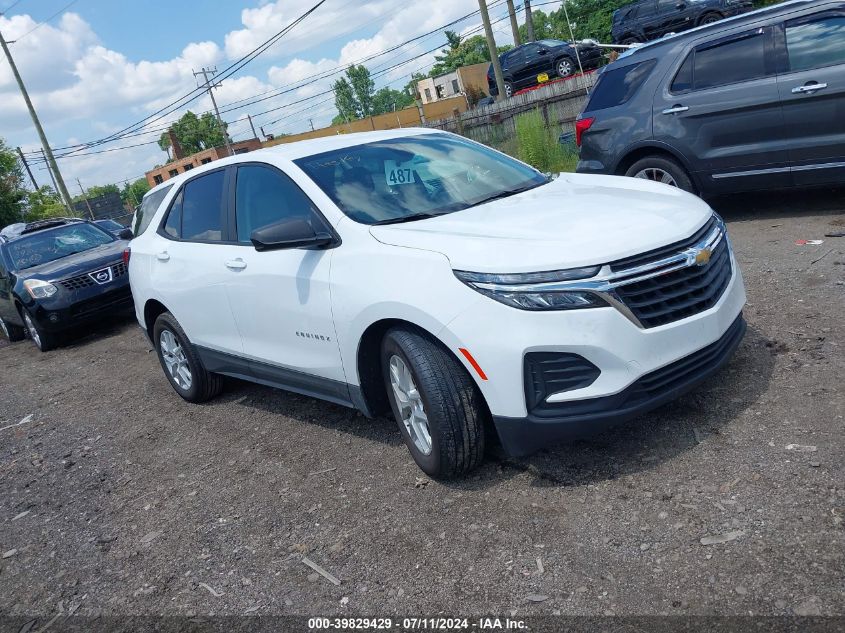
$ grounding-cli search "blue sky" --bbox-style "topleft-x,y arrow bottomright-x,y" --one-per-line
0,0 -> 554,188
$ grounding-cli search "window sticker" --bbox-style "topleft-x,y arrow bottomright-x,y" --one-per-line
384,160 -> 416,186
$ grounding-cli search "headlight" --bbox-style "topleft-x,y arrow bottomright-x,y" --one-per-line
23,279 -> 58,299
454,267 -> 608,311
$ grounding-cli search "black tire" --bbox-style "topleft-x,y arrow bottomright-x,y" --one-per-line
620,36 -> 641,45
624,155 -> 695,194
21,308 -> 60,352
153,312 -> 223,403
503,81 -> 513,98
699,12 -> 722,25
0,314 -> 26,342
381,327 -> 486,478
556,56 -> 575,78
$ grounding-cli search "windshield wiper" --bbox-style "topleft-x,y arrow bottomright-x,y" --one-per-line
371,212 -> 442,226
469,182 -> 546,208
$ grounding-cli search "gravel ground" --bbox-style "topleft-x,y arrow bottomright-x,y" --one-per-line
1,188 -> 843,619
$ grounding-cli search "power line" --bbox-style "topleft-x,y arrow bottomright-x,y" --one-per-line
5,0 -> 82,42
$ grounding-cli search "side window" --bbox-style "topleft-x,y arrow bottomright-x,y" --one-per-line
785,14 -> 845,72
180,170 -> 225,241
638,1 -> 658,18
522,44 -> 540,60
693,30 -> 768,90
506,49 -> 524,67
585,59 -> 657,110
670,52 -> 693,93
657,0 -> 676,14
235,165 -> 320,243
163,190 -> 183,239
133,184 -> 172,236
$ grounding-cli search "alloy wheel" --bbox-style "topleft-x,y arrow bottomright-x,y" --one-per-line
160,329 -> 192,390
504,82 -> 513,98
23,312 -> 41,348
388,355 -> 432,455
557,59 -> 574,77
633,167 -> 678,187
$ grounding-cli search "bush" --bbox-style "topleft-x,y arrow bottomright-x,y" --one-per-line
514,109 -> 575,173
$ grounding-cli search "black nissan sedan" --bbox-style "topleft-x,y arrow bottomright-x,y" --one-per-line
0,218 -> 134,351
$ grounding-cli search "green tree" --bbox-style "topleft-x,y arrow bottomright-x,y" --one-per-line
430,32 -> 491,76
347,64 -> 375,117
0,138 -> 26,229
24,186 -> 66,221
121,178 -> 150,209
73,183 -> 119,203
158,111 -> 229,157
371,87 -> 414,116
332,76 -> 358,124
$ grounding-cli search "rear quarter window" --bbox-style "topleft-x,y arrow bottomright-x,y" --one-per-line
133,185 -> 173,236
584,59 -> 657,111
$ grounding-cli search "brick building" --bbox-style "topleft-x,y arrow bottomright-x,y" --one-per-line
145,135 -> 263,188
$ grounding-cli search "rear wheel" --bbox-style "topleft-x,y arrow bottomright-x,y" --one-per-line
503,81 -> 514,98
22,309 -> 59,352
625,155 -> 695,193
381,327 -> 486,478
0,315 -> 26,342
699,12 -> 722,25
153,312 -> 223,403
620,36 -> 641,45
556,57 -> 575,78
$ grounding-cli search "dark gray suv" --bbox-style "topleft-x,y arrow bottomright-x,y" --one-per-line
576,0 -> 845,198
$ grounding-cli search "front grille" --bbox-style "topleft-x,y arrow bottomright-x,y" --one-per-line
524,352 -> 600,410
611,216 -> 717,272
614,237 -> 732,328
57,261 -> 126,291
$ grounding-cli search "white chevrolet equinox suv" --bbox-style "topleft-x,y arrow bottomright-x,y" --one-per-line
128,129 -> 746,477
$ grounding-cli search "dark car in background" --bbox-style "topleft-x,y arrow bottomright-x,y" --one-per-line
611,0 -> 754,44
94,218 -> 127,236
576,0 -> 845,198
0,218 -> 134,351
488,39 -> 604,97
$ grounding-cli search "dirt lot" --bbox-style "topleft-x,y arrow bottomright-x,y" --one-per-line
1,188 -> 843,620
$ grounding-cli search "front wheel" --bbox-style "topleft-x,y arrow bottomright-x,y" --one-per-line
0,315 -> 26,342
153,312 -> 223,403
699,12 -> 722,25
625,155 -> 695,193
381,327 -> 486,478
22,308 -> 59,352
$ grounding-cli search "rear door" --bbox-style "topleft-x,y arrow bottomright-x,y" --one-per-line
638,1 -> 664,39
149,168 -> 244,355
775,8 -> 845,186
652,26 -> 791,193
504,48 -> 526,87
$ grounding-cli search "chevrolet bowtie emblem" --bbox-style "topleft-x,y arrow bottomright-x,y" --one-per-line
693,248 -> 712,266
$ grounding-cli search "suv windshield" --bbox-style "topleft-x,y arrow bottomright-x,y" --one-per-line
294,133 -> 548,224
7,223 -> 114,270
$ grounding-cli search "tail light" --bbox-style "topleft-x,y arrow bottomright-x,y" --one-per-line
575,117 -> 595,147
122,247 -> 131,266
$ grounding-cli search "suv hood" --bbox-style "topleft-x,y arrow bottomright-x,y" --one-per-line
16,240 -> 128,281
370,173 -> 713,273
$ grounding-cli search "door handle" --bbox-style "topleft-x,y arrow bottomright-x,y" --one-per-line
662,105 -> 689,115
792,82 -> 827,94
156,252 -> 170,262
225,259 -> 247,271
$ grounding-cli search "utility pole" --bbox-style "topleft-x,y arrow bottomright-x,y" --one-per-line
123,179 -> 139,208
524,0 -> 536,42
76,178 -> 94,220
477,0 -> 507,100
16,147 -> 37,189
505,0 -> 521,47
194,67 -> 233,157
247,114 -> 259,140
40,149 -> 60,196
1,29 -> 73,209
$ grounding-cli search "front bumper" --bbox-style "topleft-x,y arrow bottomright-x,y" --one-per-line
27,282 -> 134,332
493,314 -> 746,456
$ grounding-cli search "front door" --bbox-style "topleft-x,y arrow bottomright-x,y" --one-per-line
223,163 -> 347,401
775,9 -> 845,186
652,26 -> 791,193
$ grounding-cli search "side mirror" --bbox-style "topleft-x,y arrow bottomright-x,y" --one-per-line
250,217 -> 334,252
118,228 -> 133,240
